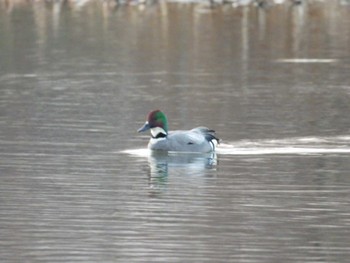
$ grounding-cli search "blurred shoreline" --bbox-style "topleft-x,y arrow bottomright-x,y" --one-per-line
1,0 -> 349,13
0,0 -> 348,26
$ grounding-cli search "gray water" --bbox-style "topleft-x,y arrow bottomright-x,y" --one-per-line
1,1 -> 350,262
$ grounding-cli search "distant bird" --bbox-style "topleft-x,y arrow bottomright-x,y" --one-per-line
255,0 -> 268,8
138,110 -> 219,153
291,0 -> 303,5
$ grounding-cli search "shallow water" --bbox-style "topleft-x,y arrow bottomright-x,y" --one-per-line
1,1 -> 350,262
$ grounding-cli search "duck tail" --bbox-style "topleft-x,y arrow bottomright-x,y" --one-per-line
204,133 -> 220,144
194,127 -> 220,142
205,133 -> 219,152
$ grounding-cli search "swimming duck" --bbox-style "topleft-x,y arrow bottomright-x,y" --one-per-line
138,110 -> 219,153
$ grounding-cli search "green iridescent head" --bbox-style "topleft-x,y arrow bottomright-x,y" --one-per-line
137,110 -> 168,134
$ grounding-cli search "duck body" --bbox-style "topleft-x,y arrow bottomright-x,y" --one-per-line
149,127 -> 218,152
138,110 -> 219,153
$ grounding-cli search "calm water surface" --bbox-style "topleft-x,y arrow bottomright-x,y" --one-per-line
1,1 -> 350,262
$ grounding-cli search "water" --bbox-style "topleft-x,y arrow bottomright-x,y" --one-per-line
1,0 -> 350,262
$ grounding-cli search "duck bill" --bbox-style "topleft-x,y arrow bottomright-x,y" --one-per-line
137,122 -> 150,133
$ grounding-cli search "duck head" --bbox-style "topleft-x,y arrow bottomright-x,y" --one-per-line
138,110 -> 169,138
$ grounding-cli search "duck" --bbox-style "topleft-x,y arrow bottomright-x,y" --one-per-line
138,110 -> 219,153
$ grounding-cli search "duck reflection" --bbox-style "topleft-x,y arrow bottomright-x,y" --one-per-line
147,151 -> 217,196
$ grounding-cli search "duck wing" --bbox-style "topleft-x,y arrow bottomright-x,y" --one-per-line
191,127 -> 220,144
167,128 -> 219,152
167,130 -> 206,145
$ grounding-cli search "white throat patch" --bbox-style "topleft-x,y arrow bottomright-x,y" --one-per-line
150,127 -> 167,138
